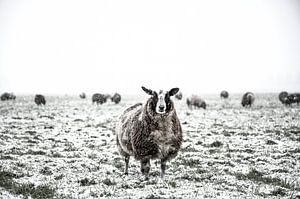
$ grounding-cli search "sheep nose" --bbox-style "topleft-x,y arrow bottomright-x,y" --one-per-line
159,105 -> 165,111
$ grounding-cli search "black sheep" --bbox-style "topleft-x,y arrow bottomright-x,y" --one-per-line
220,90 -> 229,99
79,92 -> 86,99
1,92 -> 16,101
241,92 -> 255,107
111,93 -> 121,104
35,94 -> 46,105
92,93 -> 106,104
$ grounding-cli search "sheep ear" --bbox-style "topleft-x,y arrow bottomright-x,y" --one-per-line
142,86 -> 153,95
169,88 -> 179,96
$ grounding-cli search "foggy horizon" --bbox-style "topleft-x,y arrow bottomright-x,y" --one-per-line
1,0 -> 300,95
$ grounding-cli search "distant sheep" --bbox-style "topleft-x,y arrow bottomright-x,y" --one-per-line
116,86 -> 182,179
241,92 -> 255,107
1,92 -> 16,101
79,92 -> 86,99
34,94 -> 46,105
282,93 -> 300,105
175,92 -> 183,100
278,91 -> 288,104
111,93 -> 121,104
220,90 -> 229,99
186,95 -> 206,109
291,93 -> 300,104
92,93 -> 107,104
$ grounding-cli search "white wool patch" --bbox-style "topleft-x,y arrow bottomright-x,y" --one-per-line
156,91 -> 167,114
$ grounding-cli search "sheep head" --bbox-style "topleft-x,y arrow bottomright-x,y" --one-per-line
141,86 -> 179,115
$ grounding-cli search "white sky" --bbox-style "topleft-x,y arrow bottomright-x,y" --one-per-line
0,0 -> 300,95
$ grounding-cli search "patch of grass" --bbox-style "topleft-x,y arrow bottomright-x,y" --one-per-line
0,170 -> 56,199
196,168 -> 208,174
113,158 -> 123,169
54,174 -> 64,180
290,130 -> 300,135
270,187 -> 286,196
27,139 -> 39,144
181,144 -> 198,152
0,155 -> 14,160
232,168 -> 300,191
208,149 -> 219,154
244,149 -> 255,153
63,145 -> 78,152
289,148 -> 300,154
210,141 -> 223,147
40,167 -> 53,176
26,149 -> 46,156
16,184 -> 56,199
168,181 -> 177,188
237,132 -> 249,136
87,153 -> 98,159
178,173 -> 212,182
16,162 -> 26,167
181,158 -> 201,168
25,131 -> 37,135
44,125 -> 54,129
223,130 -> 235,137
266,140 -> 277,145
121,183 -> 131,189
51,152 -> 63,158
142,194 -> 164,199
78,178 -> 97,186
102,178 -> 116,186
271,168 -> 288,173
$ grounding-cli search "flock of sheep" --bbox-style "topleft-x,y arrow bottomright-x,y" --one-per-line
278,91 -> 300,105
0,92 -> 122,105
91,93 -> 122,104
1,90 -> 299,108
185,90 -> 300,109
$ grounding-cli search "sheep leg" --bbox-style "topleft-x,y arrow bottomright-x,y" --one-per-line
124,155 -> 130,175
140,159 -> 150,180
160,159 -> 167,178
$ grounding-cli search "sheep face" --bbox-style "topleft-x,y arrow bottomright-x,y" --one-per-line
142,87 -> 179,115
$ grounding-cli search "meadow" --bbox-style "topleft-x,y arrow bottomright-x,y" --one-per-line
0,94 -> 299,198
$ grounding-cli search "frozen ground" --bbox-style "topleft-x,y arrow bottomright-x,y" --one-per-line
0,93 -> 299,199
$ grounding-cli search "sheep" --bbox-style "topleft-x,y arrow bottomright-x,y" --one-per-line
186,95 -> 206,109
34,94 -> 46,105
283,93 -> 300,105
279,91 -> 289,105
241,92 -> 255,107
116,86 -> 182,179
92,93 -> 106,104
79,92 -> 86,99
220,90 -> 229,99
174,92 -> 183,100
291,93 -> 300,104
1,92 -> 16,101
111,93 -> 121,104
283,94 -> 295,106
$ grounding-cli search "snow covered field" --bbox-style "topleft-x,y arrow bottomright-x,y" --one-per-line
0,94 -> 299,199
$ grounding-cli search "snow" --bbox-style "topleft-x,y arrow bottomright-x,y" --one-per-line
0,93 -> 299,198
